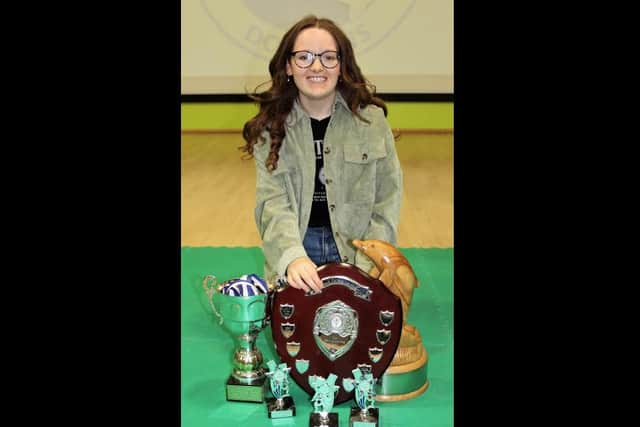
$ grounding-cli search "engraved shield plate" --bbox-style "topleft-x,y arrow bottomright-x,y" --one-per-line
357,364 -> 372,375
368,347 -> 383,363
286,341 -> 300,357
295,359 -> 309,374
281,322 -> 295,339
379,310 -> 395,326
280,304 -> 294,319
376,329 -> 391,345
313,300 -> 358,361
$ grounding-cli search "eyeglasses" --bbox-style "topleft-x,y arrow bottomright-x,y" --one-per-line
290,50 -> 340,69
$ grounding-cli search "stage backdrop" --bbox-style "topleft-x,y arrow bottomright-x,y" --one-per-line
182,0 -> 453,94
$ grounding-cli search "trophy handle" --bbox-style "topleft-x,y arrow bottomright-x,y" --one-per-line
264,276 -> 286,328
264,288 -> 275,327
202,274 -> 224,325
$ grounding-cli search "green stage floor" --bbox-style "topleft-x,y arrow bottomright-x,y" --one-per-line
181,247 -> 453,427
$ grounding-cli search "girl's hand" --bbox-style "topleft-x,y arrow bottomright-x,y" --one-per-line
286,257 -> 323,293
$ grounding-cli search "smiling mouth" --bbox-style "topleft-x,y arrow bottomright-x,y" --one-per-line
306,76 -> 327,82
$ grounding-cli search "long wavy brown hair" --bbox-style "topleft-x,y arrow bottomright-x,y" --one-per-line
241,15 -> 388,172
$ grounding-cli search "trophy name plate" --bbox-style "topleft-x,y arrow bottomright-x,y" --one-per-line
350,408 -> 379,427
309,412 -> 338,427
226,376 -> 266,403
266,396 -> 295,418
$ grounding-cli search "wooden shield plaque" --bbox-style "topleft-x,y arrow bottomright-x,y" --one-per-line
270,262 -> 403,404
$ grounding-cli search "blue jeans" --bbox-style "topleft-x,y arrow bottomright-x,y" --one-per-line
303,226 -> 341,266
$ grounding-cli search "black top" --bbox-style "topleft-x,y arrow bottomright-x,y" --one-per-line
308,116 -> 331,227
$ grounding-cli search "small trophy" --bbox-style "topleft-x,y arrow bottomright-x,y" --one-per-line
265,360 -> 295,418
202,274 -> 270,403
308,373 -> 340,427
342,368 -> 379,427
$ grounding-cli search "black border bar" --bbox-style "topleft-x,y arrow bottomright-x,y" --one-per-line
181,93 -> 453,103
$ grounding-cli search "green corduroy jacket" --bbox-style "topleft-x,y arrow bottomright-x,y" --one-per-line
253,91 -> 403,283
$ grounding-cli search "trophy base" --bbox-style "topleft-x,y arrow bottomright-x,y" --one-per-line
349,407 -> 379,427
309,412 -> 338,427
225,376 -> 266,403
376,344 -> 429,402
266,396 -> 295,418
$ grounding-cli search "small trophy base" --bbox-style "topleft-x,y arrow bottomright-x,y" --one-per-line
349,407 -> 379,427
266,396 -> 296,418
309,412 -> 338,427
225,376 -> 266,403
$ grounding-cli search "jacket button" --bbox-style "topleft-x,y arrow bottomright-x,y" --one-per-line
362,153 -> 368,161
329,204 -> 335,211
326,178 -> 332,185
324,146 -> 331,154
342,256 -> 349,262
335,231 -> 339,237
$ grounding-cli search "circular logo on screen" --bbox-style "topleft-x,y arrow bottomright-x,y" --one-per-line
201,0 -> 417,60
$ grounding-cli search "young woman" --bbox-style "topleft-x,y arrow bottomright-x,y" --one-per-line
242,15 -> 403,293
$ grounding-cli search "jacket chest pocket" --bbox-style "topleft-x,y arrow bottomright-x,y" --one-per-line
342,141 -> 387,202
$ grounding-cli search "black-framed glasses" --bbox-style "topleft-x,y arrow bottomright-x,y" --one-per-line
290,50 -> 340,69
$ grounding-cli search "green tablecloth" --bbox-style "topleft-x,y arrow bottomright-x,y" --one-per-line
181,247 -> 453,426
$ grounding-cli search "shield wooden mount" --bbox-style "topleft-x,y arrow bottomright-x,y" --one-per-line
270,262 -> 403,405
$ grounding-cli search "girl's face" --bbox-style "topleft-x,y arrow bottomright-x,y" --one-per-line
286,28 -> 341,106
